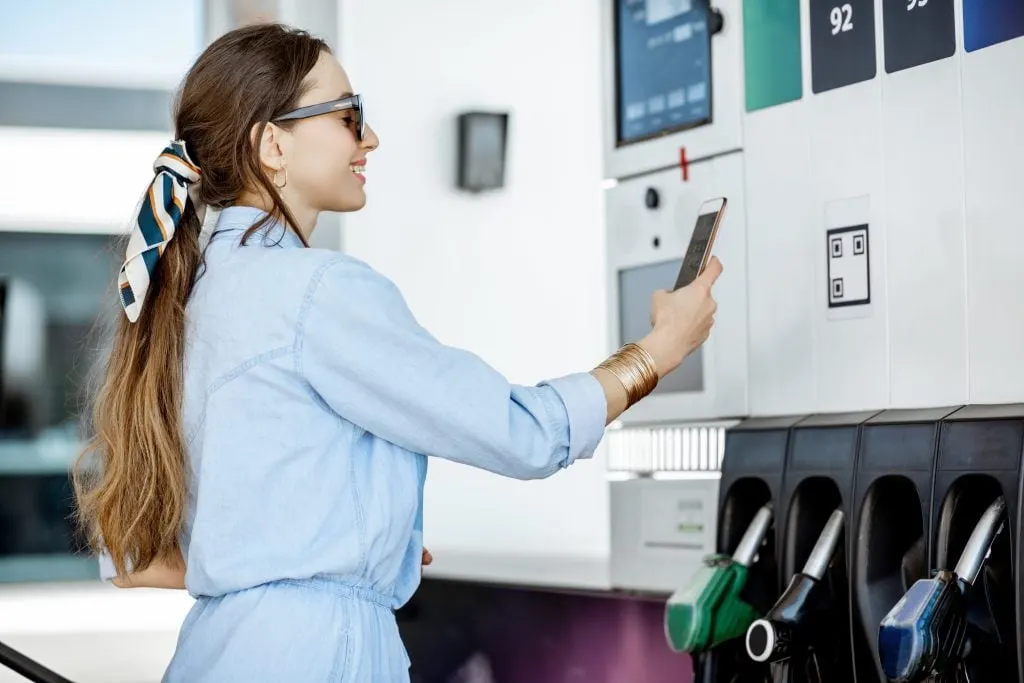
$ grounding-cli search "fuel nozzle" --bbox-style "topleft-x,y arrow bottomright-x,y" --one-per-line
665,504 -> 773,653
745,508 -> 844,664
877,496 -> 1006,682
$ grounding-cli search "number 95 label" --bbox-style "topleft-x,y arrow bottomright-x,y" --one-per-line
884,0 -> 955,73
811,0 -> 877,93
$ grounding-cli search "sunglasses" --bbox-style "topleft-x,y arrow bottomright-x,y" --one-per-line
273,93 -> 365,141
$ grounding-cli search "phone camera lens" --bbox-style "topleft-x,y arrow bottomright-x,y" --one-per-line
652,236 -> 661,249
644,187 -> 660,209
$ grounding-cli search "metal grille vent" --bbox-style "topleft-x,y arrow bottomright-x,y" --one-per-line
606,423 -> 726,474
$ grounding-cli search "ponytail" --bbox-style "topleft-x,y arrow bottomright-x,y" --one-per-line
73,142 -> 204,579
72,23 -> 330,579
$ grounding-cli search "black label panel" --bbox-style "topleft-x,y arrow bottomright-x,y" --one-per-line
811,0 -> 878,93
884,0 -> 956,73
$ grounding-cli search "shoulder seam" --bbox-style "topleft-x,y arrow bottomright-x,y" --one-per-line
185,345 -> 293,446
293,255 -> 351,379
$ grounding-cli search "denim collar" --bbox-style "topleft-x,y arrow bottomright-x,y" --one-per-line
210,205 -> 305,249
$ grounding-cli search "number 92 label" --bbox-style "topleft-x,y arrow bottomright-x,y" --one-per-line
811,0 -> 877,93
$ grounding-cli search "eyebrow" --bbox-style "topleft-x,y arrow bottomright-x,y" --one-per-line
339,91 -> 354,99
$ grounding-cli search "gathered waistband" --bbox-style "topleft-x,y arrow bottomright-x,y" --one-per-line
272,575 -> 395,609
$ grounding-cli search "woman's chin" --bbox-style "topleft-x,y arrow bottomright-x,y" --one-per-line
327,190 -> 367,213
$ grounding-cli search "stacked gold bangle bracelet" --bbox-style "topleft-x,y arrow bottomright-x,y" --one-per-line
596,342 -> 660,408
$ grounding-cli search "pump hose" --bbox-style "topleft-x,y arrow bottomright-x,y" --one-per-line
0,640 -> 74,683
927,669 -> 965,683
982,566 -> 1006,645
769,650 -> 829,683
807,650 -> 824,683
770,658 -> 792,683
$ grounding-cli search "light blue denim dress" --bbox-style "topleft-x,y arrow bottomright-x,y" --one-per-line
102,206 -> 608,681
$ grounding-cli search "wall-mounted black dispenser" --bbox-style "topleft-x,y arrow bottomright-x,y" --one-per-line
773,411 -> 879,683
850,407 -> 959,682
693,416 -> 802,683
745,508 -> 845,682
877,496 -> 1007,681
924,404 -> 1023,682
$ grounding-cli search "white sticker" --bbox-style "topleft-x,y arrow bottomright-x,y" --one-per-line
824,196 -> 873,321
828,225 -> 870,306
640,482 -> 715,552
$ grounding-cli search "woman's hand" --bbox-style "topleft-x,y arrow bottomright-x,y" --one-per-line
420,547 -> 433,578
592,257 -> 723,424
640,256 -> 722,377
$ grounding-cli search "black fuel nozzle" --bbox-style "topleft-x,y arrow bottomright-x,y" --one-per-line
745,508 -> 844,665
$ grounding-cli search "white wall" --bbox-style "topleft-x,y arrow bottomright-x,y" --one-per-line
962,34 -> 1024,404
337,1 -> 613,586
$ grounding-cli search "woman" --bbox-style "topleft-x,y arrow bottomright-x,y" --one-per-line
73,22 -> 721,682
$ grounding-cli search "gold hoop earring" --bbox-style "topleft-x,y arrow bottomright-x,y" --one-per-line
274,168 -> 288,189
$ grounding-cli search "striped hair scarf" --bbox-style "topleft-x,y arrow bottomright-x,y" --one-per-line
118,140 -> 204,322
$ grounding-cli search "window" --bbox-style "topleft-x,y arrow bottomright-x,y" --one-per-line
0,0 -> 204,89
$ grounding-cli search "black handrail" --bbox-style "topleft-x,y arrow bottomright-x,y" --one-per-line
0,640 -> 75,683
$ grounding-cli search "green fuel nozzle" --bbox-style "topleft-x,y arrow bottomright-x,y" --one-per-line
665,503 -> 773,653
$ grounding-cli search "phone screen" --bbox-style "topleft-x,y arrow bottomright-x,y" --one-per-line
674,209 -> 720,290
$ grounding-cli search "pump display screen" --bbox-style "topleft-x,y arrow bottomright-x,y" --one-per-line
615,0 -> 712,145
618,259 -> 704,394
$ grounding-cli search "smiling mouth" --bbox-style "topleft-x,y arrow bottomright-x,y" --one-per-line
350,164 -> 366,183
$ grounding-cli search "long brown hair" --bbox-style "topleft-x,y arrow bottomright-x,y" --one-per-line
73,23 -> 328,579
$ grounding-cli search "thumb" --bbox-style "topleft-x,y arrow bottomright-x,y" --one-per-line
698,256 -> 723,286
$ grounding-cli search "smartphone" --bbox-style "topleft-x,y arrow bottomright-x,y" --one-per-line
674,197 -> 727,290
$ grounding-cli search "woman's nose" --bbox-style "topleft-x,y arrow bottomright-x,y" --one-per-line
361,123 -> 380,152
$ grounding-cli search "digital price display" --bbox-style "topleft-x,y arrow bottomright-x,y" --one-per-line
615,0 -> 713,145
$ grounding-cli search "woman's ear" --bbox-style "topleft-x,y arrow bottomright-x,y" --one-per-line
251,122 -> 288,173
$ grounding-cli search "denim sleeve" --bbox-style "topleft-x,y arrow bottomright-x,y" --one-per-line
296,257 -> 608,479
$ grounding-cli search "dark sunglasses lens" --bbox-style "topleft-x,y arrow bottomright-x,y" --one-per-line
354,98 -> 364,141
